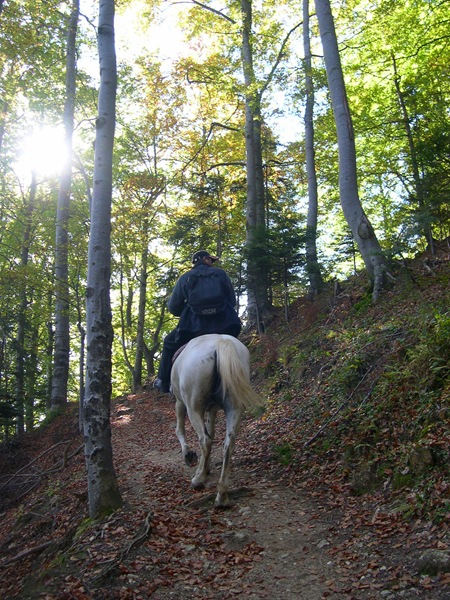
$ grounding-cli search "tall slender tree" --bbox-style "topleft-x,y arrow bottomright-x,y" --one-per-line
240,0 -> 268,329
314,0 -> 386,300
391,52 -> 433,253
51,0 -> 80,412
15,172 -> 37,434
303,0 -> 324,298
83,0 -> 122,517
240,0 -> 302,326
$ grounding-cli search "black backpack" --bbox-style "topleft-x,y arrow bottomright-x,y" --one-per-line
187,269 -> 227,316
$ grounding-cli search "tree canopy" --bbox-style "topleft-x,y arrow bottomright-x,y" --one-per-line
0,0 -> 449,436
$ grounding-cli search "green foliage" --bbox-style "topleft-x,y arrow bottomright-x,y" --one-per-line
38,406 -> 65,429
392,471 -> 414,491
45,480 -> 62,501
273,441 -> 294,466
352,293 -> 372,313
252,248 -> 449,522
335,353 -> 371,393
394,308 -> 450,392
341,0 -> 450,249
1,0 -> 449,437
76,517 -> 97,538
243,203 -> 306,306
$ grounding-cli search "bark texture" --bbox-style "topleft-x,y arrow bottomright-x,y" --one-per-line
51,0 -> 79,411
315,0 -> 386,300
303,0 -> 324,298
83,0 -> 123,518
241,0 -> 271,329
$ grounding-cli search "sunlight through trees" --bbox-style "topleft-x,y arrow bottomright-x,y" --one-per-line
0,0 -> 449,438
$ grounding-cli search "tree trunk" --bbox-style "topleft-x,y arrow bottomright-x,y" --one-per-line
46,291 -> 54,411
132,240 -> 148,391
143,299 -> 167,379
75,279 -> 85,432
303,0 -> 324,299
314,0 -> 386,301
83,0 -> 123,518
15,172 -> 36,434
391,52 -> 433,254
241,0 -> 271,330
118,267 -> 134,381
51,0 -> 79,411
25,325 -> 39,431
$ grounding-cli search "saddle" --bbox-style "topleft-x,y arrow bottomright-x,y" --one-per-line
172,343 -> 188,365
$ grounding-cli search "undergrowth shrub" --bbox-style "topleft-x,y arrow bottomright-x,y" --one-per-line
273,441 -> 294,465
406,309 -> 450,390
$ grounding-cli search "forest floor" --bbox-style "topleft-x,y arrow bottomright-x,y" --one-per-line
0,242 -> 449,599
0,391 -> 448,600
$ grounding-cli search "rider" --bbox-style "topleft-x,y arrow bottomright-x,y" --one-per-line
154,250 -> 242,393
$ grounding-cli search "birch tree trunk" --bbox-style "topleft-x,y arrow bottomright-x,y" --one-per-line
51,0 -> 79,411
303,0 -> 324,299
314,0 -> 386,300
83,0 -> 122,517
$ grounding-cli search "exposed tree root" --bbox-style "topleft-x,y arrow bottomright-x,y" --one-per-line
92,511 -> 153,583
184,486 -> 253,509
0,540 -> 54,567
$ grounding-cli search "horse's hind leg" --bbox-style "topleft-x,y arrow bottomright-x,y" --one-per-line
186,407 -> 214,490
175,399 -> 197,467
204,405 -> 218,476
215,406 -> 242,508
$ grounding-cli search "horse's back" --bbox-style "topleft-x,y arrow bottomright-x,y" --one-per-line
171,334 -> 227,399
171,335 -> 245,395
173,334 -> 245,373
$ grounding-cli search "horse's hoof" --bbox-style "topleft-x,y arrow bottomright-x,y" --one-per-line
214,494 -> 231,509
184,450 -> 197,467
191,479 -> 205,491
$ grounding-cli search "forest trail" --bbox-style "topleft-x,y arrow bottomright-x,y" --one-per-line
0,386 -> 449,599
108,391 -> 449,600
2,242 -> 450,599
112,392 -> 340,599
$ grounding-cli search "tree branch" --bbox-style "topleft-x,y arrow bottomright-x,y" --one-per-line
260,21 -> 303,97
190,0 -> 236,24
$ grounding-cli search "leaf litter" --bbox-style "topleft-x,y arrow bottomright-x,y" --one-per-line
0,386 -> 447,599
0,242 -> 449,599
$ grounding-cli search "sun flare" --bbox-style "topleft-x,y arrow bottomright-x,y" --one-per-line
17,126 -> 69,179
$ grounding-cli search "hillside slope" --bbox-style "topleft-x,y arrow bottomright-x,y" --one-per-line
247,239 -> 449,523
0,241 -> 448,599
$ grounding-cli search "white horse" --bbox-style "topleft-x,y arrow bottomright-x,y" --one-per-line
170,333 -> 262,508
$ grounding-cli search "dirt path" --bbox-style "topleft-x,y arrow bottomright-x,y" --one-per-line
112,393 -> 339,599
107,392 -> 448,600
215,484 -> 341,599
1,390 -> 447,599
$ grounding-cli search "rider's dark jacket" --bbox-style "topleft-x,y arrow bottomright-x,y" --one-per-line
168,263 -> 241,337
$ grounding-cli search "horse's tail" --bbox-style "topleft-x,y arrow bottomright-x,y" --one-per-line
215,338 -> 262,412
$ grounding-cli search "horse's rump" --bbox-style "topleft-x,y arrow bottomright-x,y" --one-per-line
171,334 -> 261,412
